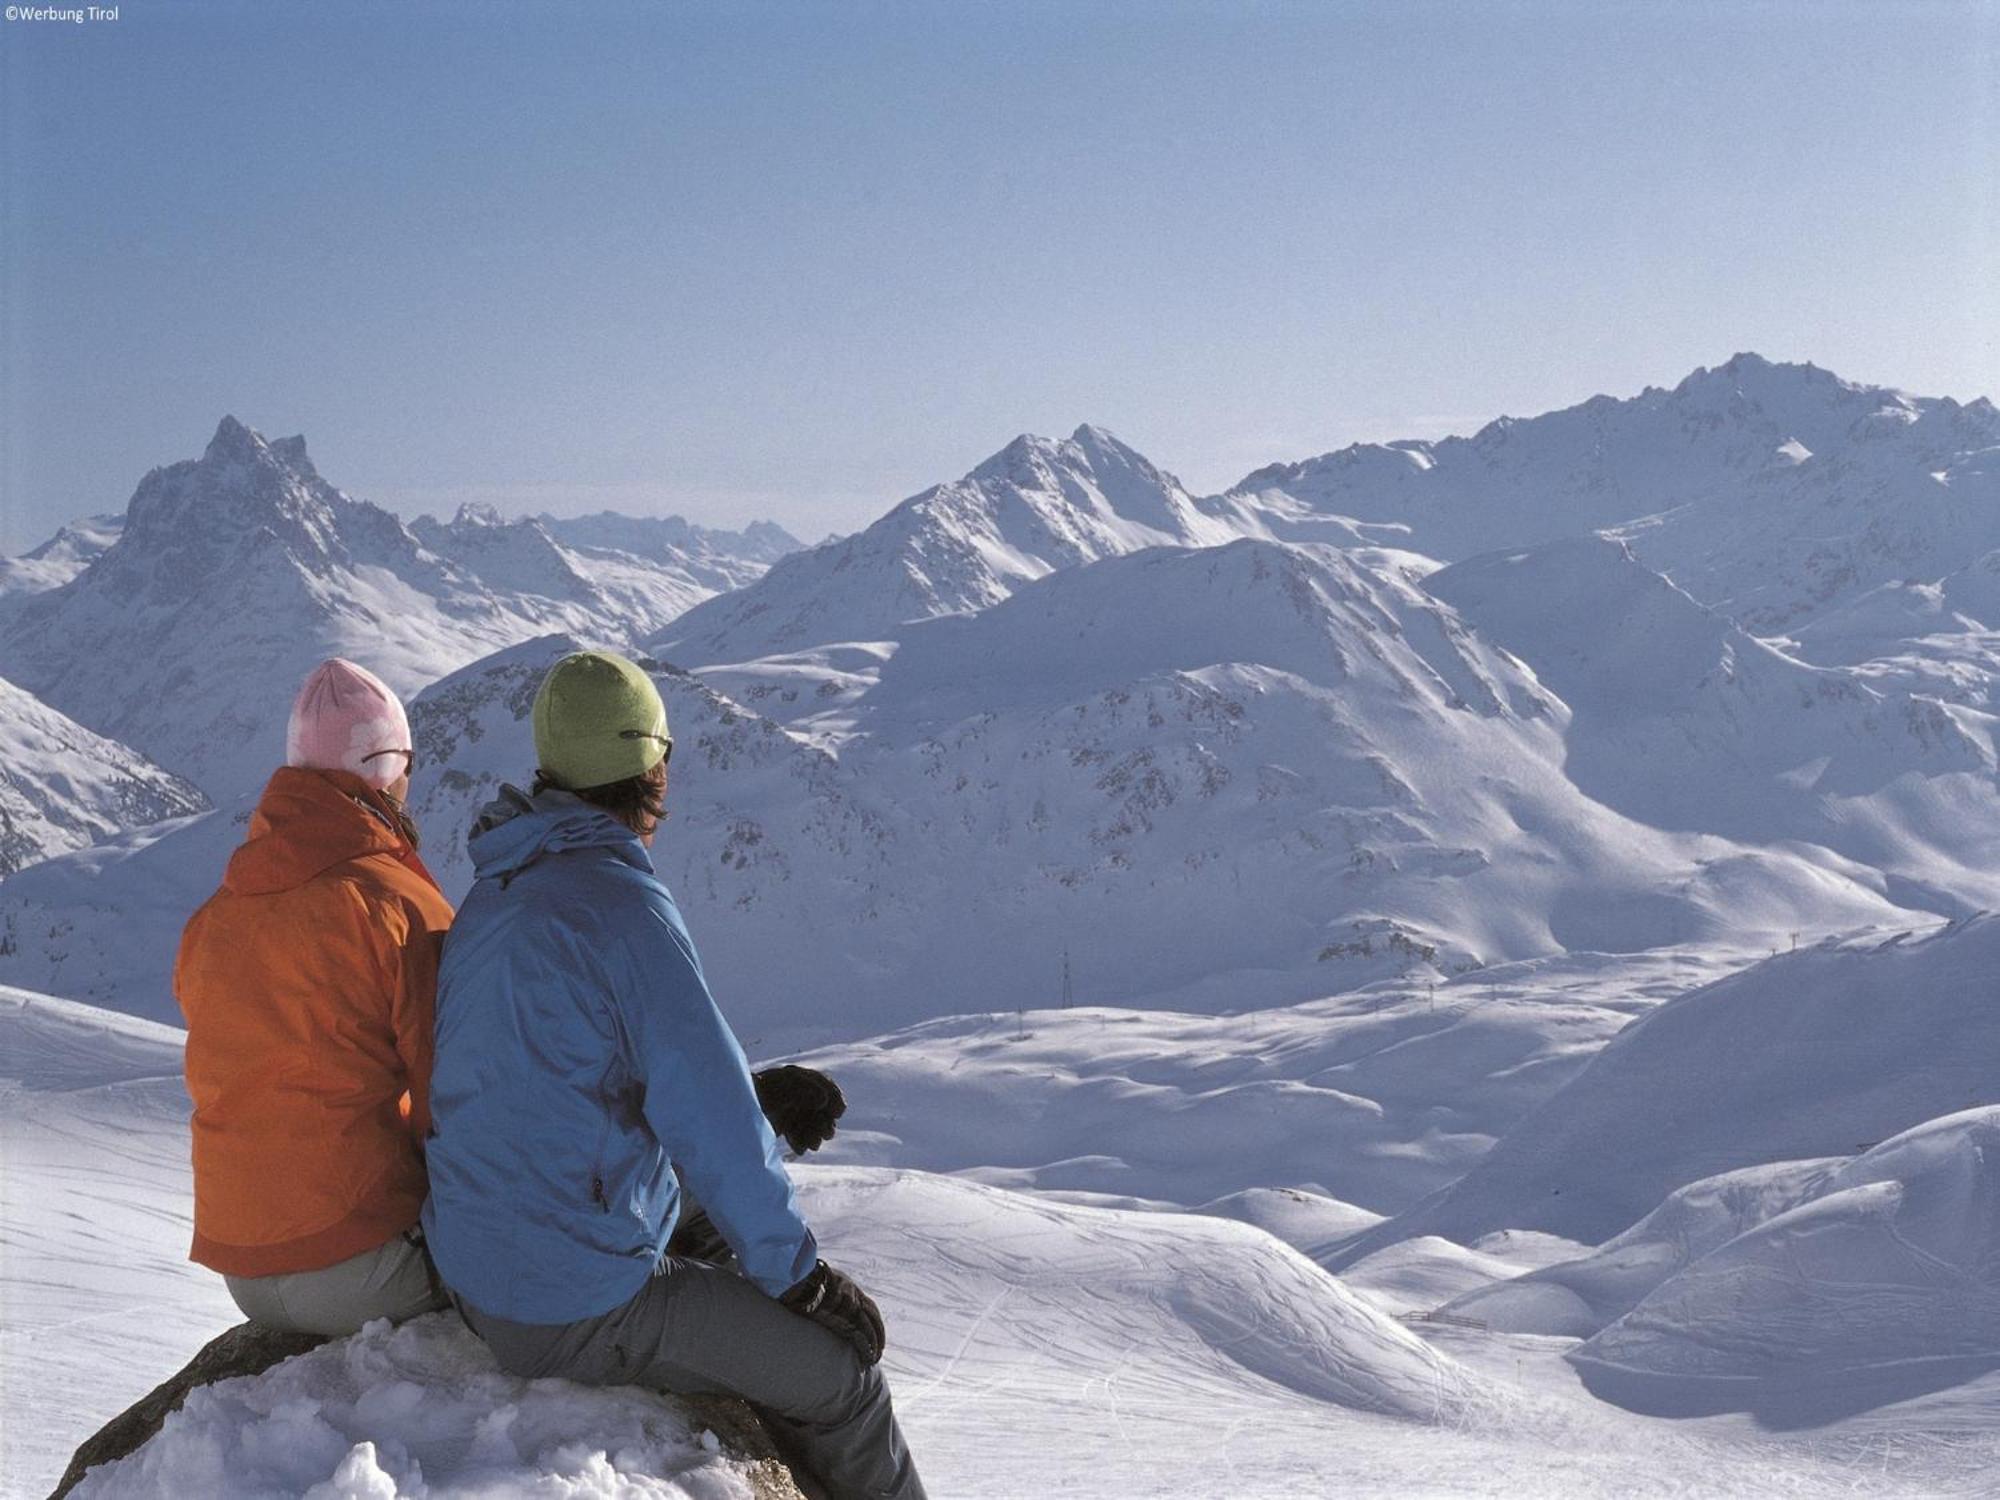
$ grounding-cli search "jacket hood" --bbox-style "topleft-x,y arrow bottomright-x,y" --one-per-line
467,783 -> 654,884
224,767 -> 423,896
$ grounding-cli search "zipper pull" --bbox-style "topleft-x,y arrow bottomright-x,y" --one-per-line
591,1174 -> 608,1210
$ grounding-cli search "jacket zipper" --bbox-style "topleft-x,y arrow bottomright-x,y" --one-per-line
590,1118 -> 612,1212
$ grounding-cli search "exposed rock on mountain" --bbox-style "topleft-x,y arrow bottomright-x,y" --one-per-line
0,420 -> 794,798
0,674 -> 208,876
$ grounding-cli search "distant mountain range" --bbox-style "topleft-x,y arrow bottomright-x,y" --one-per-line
0,417 -> 801,798
2,355 -> 1998,1042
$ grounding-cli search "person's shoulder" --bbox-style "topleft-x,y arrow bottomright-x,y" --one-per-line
559,857 -> 702,973
336,853 -> 443,923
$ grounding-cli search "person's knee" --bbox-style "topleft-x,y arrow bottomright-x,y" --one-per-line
784,1351 -> 891,1432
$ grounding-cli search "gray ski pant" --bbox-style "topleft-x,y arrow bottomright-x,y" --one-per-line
453,1253 -> 926,1500
225,1228 -> 445,1336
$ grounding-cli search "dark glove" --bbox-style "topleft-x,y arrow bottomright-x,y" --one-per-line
752,1065 -> 847,1155
781,1260 -> 885,1365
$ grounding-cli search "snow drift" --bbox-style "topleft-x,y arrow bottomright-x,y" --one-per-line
1567,1107 -> 2000,1413
1333,916 -> 2000,1261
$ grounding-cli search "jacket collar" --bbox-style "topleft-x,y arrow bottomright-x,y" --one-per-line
224,767 -> 434,896
467,783 -> 654,884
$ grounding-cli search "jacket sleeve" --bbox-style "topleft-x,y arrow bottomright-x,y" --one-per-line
388,899 -> 444,1140
611,899 -> 819,1299
354,879 -> 444,1141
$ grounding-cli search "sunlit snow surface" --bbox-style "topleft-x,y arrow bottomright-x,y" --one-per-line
12,982 -> 2000,1499
15,362 -> 2000,1495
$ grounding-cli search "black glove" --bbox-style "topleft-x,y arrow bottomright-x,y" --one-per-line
781,1260 -> 885,1365
753,1065 -> 847,1155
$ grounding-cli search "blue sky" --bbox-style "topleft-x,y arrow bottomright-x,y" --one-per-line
2,0 -> 1994,548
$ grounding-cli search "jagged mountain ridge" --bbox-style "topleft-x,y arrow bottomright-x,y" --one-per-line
650,424 -> 1248,668
412,502 -> 803,633
0,420 -> 799,798
0,535 -> 1927,1040
398,537 -> 1910,1045
1236,354 -> 2000,629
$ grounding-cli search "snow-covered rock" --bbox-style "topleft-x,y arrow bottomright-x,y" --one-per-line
0,675 -> 208,875
66,1315 -> 801,1500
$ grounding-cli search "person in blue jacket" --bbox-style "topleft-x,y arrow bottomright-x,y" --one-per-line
423,650 -> 925,1500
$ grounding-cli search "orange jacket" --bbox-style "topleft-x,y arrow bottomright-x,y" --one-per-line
177,766 -> 453,1277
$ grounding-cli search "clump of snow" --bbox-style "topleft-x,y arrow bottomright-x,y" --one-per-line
71,1314 -> 767,1500
1338,1235 -> 1529,1317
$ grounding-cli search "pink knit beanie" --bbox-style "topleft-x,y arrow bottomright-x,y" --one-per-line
285,659 -> 413,791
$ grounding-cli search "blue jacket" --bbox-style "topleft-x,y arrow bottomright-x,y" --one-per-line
422,785 -> 817,1323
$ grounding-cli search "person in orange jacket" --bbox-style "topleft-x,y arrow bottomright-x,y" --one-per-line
176,658 -> 454,1336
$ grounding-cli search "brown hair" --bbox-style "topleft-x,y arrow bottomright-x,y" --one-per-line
534,758 -> 668,838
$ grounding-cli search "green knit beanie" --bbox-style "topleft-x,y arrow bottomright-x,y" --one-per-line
532,651 -> 672,790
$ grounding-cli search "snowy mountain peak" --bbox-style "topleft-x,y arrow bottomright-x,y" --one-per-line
194,414 -> 320,483
1666,352 -> 1920,433
653,426 -> 1239,665
202,412 -> 258,458
118,416 -> 357,575
1226,357 -> 2000,626
0,419 -> 797,798
449,500 -> 508,529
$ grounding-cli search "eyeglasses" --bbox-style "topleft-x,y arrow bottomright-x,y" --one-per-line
363,748 -> 417,774
620,729 -> 673,767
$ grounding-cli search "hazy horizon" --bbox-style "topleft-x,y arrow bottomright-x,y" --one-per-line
4,0 -> 1995,549
19,344 -> 1982,552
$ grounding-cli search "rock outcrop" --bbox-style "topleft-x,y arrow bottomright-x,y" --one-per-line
51,1319 -> 806,1500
